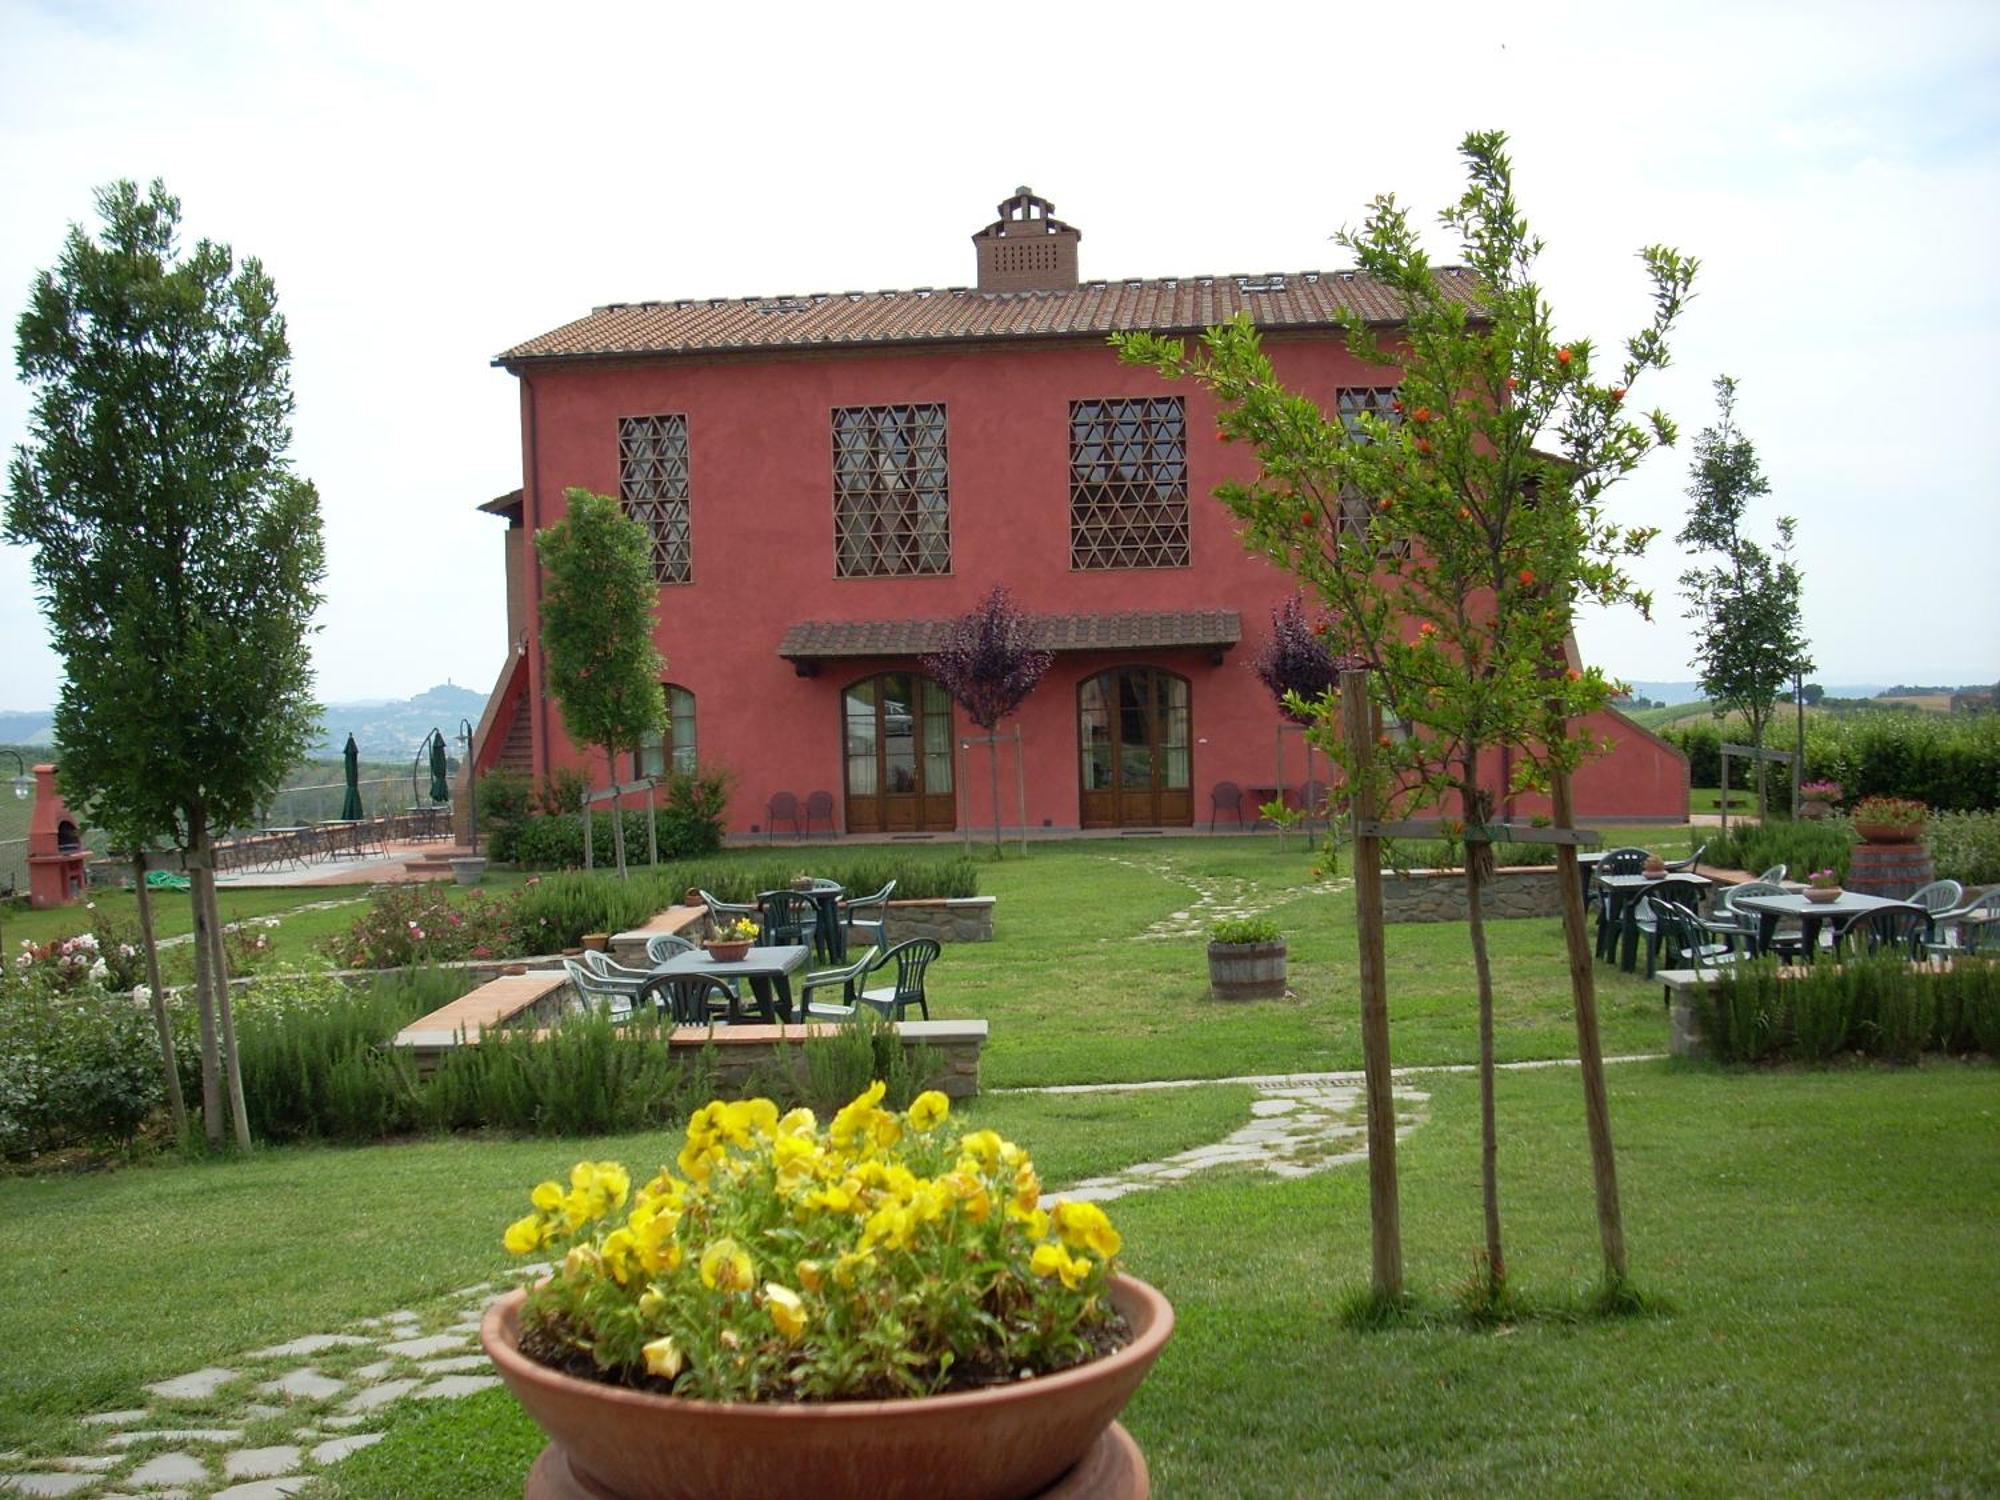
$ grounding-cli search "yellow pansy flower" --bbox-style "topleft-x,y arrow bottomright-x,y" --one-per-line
601,1227 -> 640,1285
503,1214 -> 543,1255
795,1259 -> 825,1293
1053,1201 -> 1122,1259
907,1090 -> 950,1132
830,1081 -> 887,1147
959,1129 -> 1003,1170
1031,1242 -> 1092,1291
699,1237 -> 755,1293
530,1180 -> 565,1213
642,1335 -> 684,1379
764,1283 -> 808,1341
1012,1164 -> 1041,1214
777,1106 -> 817,1137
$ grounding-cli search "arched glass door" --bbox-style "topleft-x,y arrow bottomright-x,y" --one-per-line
1078,667 -> 1191,828
843,673 -> 956,833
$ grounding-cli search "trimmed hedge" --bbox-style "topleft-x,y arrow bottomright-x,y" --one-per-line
1699,955 -> 2000,1063
504,768 -> 731,867
1666,712 -> 2000,813
1706,819 -> 1858,882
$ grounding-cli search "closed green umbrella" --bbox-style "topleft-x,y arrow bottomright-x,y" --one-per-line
428,730 -> 450,804
340,734 -> 364,820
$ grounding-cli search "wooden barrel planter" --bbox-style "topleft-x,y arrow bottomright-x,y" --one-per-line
1207,941 -> 1288,1001
1847,840 -> 1934,899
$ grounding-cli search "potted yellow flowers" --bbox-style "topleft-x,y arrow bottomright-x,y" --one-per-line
484,1083 -> 1172,1500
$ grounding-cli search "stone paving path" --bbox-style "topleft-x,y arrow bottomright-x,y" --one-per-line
1106,852 -> 1350,941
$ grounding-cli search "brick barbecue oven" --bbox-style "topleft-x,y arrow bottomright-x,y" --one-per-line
26,764 -> 87,909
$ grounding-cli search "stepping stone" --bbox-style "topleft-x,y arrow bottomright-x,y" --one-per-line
415,1355 -> 490,1375
1249,1098 -> 1299,1116
382,1311 -> 420,1325
415,1375 -> 500,1400
144,1368 -> 238,1401
106,1430 -> 243,1449
0,1476 -> 100,1497
349,1362 -> 396,1383
450,1283 -> 493,1298
338,1379 -> 419,1415
257,1369 -> 345,1401
309,1434 -> 383,1464
239,1405 -> 286,1421
127,1450 -> 208,1487
380,1334 -> 466,1360
223,1446 -> 300,1480
317,1417 -> 368,1431
212,1481 -> 307,1500
80,1410 -> 150,1427
244,1335 -> 372,1360
49,1457 -> 120,1472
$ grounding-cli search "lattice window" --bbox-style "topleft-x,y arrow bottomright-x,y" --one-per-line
618,414 -> 692,585
1068,397 -> 1189,570
832,405 -> 951,578
1332,387 -> 1410,557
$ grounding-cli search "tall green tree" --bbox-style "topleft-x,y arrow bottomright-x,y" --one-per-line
535,488 -> 667,878
1677,377 -> 1812,818
1121,131 -> 1695,1303
7,179 -> 326,1149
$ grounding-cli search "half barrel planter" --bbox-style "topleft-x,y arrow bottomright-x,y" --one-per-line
1847,826 -> 1933,900
481,1275 -> 1174,1500
1207,940 -> 1288,1001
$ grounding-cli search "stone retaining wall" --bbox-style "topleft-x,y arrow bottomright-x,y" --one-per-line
1381,866 -> 1565,923
881,896 -> 996,944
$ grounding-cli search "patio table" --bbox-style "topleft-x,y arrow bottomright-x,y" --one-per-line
637,943 -> 811,1024
1732,890 -> 1905,963
1598,871 -> 1713,972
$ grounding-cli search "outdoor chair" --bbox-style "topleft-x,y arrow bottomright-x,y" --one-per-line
644,933 -> 699,964
766,792 -> 802,841
757,889 -> 818,948
1666,843 -> 1708,874
1591,847 -> 1654,959
1906,879 -> 1964,929
840,880 -> 897,953
647,973 -> 736,1027
1632,877 -> 1713,978
697,889 -> 758,936
1833,902 -> 1931,960
852,938 -> 941,1021
562,956 -> 639,1022
1924,889 -> 2000,958
797,945 -> 884,1020
803,790 -> 836,838
583,948 -> 659,995
1757,864 -> 1789,884
1648,899 -> 1745,984
1708,880 -> 1789,955
1209,781 -> 1247,831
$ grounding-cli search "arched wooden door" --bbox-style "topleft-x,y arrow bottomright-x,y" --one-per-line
1078,667 -> 1192,828
843,672 -> 956,833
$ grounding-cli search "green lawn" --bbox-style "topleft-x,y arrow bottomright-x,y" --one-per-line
317,1062 -> 2000,1499
5,829 -> 1993,1496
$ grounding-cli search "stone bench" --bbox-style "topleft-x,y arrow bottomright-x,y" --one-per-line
392,970 -> 573,1067
609,904 -> 706,966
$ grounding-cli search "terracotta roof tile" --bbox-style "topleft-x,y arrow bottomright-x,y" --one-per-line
497,270 -> 1480,365
778,610 -> 1241,661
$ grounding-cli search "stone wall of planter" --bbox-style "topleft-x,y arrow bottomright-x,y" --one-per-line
1381,866 -> 1566,923
878,896 -> 997,944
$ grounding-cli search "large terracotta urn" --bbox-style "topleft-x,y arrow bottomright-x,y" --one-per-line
481,1274 -> 1174,1500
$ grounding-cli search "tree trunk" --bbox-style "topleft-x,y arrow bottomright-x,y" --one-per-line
988,737 -> 1003,853
185,818 -> 223,1148
1751,715 -> 1770,822
1339,671 -> 1402,1298
605,748 -> 628,878
1550,761 -> 1628,1282
192,842 -> 252,1150
130,851 -> 187,1139
1462,777 -> 1505,1298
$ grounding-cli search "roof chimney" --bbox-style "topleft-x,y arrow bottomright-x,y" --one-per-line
972,186 -> 1080,293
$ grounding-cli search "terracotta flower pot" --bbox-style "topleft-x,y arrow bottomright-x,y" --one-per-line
1806,886 -> 1842,903
704,940 -> 752,963
581,933 -> 610,953
1853,822 -> 1923,845
481,1275 -> 1173,1500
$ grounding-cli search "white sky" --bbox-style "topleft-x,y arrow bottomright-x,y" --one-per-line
2,0 -> 1996,710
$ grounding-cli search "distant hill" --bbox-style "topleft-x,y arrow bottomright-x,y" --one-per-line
0,684 -> 490,765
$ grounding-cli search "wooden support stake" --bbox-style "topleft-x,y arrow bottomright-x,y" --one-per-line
1340,669 -> 1402,1298
1551,755 -> 1628,1281
1015,725 -> 1028,856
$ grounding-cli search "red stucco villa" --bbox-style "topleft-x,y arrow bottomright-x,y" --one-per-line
469,188 -> 1686,838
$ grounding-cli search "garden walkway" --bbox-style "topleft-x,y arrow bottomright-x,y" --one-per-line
0,1056 -> 1660,1498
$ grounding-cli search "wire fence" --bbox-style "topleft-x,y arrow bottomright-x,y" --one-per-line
229,776 -> 450,834
0,837 -> 24,898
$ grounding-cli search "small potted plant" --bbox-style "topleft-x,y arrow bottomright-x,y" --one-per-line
705,915 -> 758,962
1851,795 -> 1927,844
1207,916 -> 1287,1000
1805,867 -> 1843,903
483,1085 -> 1173,1500
1798,779 -> 1842,820
789,870 -> 817,892
1642,852 -> 1669,876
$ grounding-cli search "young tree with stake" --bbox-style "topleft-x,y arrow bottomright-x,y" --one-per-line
535,488 -> 668,878
922,586 -> 1054,853
7,180 -> 326,1150
1119,131 -> 1695,1305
